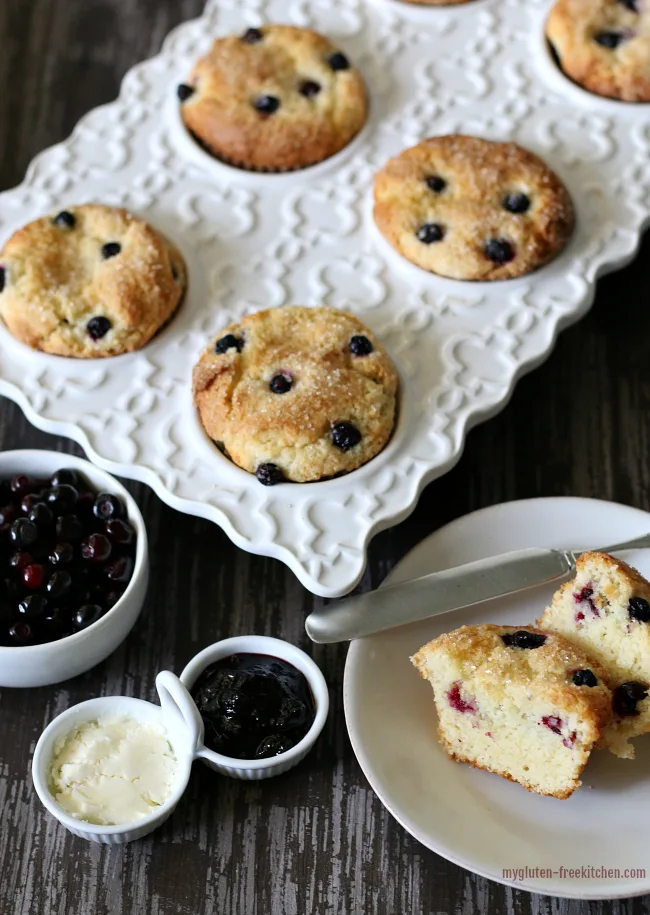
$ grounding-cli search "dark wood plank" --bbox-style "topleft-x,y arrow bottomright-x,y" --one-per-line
1,1 -> 650,913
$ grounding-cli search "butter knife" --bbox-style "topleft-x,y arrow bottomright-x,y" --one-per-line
305,533 -> 650,644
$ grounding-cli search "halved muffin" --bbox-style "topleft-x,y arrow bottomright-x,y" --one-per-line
411,623 -> 612,798
539,551 -> 650,759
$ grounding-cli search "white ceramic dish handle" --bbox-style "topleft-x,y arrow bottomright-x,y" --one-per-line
155,671 -> 205,756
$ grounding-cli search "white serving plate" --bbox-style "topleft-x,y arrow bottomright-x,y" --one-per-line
0,0 -> 649,597
344,497 -> 650,899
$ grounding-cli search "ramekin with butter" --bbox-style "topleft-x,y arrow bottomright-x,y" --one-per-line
31,675 -> 199,844
49,715 -> 178,827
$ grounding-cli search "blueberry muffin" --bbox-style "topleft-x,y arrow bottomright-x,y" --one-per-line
0,205 -> 186,358
539,551 -> 650,759
373,135 -> 575,281
412,624 -> 612,798
192,306 -> 398,484
177,25 -> 368,172
547,0 -> 650,102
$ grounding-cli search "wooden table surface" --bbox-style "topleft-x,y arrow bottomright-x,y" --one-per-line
1,2 -> 650,913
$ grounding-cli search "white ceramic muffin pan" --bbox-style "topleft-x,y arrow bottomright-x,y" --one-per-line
32,639 -> 329,843
0,0 -> 648,597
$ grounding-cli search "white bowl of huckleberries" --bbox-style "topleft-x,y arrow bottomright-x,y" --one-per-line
0,450 -> 148,687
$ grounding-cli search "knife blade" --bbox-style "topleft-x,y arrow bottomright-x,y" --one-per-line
304,532 -> 650,644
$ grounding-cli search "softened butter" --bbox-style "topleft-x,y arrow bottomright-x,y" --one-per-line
48,715 -> 178,826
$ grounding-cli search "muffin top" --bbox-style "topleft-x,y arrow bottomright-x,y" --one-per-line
412,623 -> 613,742
547,0 -> 650,102
192,306 -> 398,484
0,205 -> 186,358
373,135 -> 575,281
178,25 -> 368,171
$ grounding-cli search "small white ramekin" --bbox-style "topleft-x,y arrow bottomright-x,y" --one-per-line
31,672 -> 199,844
0,450 -> 148,687
180,635 -> 330,780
